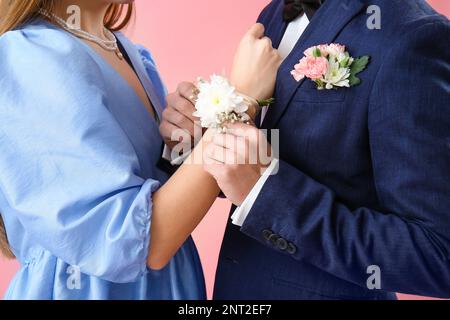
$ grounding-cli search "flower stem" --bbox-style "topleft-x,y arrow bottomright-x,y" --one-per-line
258,98 -> 275,107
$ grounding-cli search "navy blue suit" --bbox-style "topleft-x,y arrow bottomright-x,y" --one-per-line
214,0 -> 450,299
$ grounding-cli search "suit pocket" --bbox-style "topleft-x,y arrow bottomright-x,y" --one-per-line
292,80 -> 347,103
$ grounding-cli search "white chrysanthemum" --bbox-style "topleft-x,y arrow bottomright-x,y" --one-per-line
323,58 -> 351,89
336,52 -> 354,67
193,75 -> 248,128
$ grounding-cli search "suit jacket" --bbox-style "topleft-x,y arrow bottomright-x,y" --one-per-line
214,0 -> 450,299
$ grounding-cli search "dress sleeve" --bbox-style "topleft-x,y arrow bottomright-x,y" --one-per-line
0,30 -> 159,283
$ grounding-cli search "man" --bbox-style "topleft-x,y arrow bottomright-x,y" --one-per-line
161,0 -> 450,299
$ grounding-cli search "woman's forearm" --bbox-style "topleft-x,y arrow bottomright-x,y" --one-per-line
147,140 -> 220,270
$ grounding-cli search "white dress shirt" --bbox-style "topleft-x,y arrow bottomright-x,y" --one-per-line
232,14 -> 310,226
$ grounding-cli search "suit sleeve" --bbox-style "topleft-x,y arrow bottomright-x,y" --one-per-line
240,21 -> 450,298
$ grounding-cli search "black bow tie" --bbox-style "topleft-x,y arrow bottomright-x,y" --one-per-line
283,0 -> 324,22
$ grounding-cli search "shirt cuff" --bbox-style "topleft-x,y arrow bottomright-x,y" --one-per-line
162,145 -> 191,166
231,158 -> 279,227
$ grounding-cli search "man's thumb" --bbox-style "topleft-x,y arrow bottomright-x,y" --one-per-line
246,23 -> 265,39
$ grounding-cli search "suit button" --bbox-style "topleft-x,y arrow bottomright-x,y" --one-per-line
262,229 -> 273,241
268,233 -> 280,246
276,238 -> 288,251
287,242 -> 297,255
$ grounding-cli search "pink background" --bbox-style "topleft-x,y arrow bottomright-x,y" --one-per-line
1,0 -> 449,300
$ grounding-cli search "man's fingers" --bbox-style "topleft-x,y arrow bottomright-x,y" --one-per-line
260,36 -> 273,48
213,134 -> 234,149
168,88 -> 199,122
159,120 -> 192,144
177,82 -> 197,103
246,23 -> 265,39
203,143 -> 224,167
213,133 -> 248,153
163,107 -> 196,137
211,145 -> 234,164
167,86 -> 198,122
223,122 -> 255,138
159,120 -> 179,140
204,143 -> 237,165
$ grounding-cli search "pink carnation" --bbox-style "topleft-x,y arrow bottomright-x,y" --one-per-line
291,56 -> 329,81
326,43 -> 346,56
304,44 -> 329,57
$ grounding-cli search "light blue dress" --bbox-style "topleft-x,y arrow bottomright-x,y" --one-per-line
0,20 -> 206,300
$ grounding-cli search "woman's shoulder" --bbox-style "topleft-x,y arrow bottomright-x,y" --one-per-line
0,21 -> 107,116
0,20 -> 101,81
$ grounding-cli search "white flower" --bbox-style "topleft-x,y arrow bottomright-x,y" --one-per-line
193,75 -> 248,128
336,52 -> 354,67
323,58 -> 351,89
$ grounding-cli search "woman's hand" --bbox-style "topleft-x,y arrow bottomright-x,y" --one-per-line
230,23 -> 282,101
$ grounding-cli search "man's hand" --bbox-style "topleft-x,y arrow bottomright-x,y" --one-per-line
230,23 -> 282,101
203,123 -> 273,206
160,82 -> 202,151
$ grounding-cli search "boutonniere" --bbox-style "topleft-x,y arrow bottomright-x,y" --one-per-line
290,43 -> 370,90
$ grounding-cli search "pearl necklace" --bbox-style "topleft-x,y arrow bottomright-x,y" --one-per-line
38,9 -> 124,60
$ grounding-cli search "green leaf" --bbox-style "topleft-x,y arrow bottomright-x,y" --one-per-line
348,76 -> 361,87
313,47 -> 322,58
351,56 -> 370,74
349,55 -> 370,86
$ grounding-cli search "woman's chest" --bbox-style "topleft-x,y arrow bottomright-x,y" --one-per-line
103,79 -> 165,180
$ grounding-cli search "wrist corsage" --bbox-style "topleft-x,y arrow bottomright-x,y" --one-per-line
191,75 -> 274,132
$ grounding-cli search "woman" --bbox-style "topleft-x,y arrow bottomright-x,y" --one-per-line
0,0 -> 281,299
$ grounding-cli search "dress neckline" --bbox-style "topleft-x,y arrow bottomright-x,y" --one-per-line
34,19 -> 162,125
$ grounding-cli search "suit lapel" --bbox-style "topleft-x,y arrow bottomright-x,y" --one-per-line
255,2 -> 287,128
264,3 -> 289,50
262,0 -> 366,129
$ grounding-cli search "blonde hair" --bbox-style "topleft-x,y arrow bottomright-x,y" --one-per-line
0,0 -> 134,258
0,0 -> 134,35
0,217 -> 14,259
